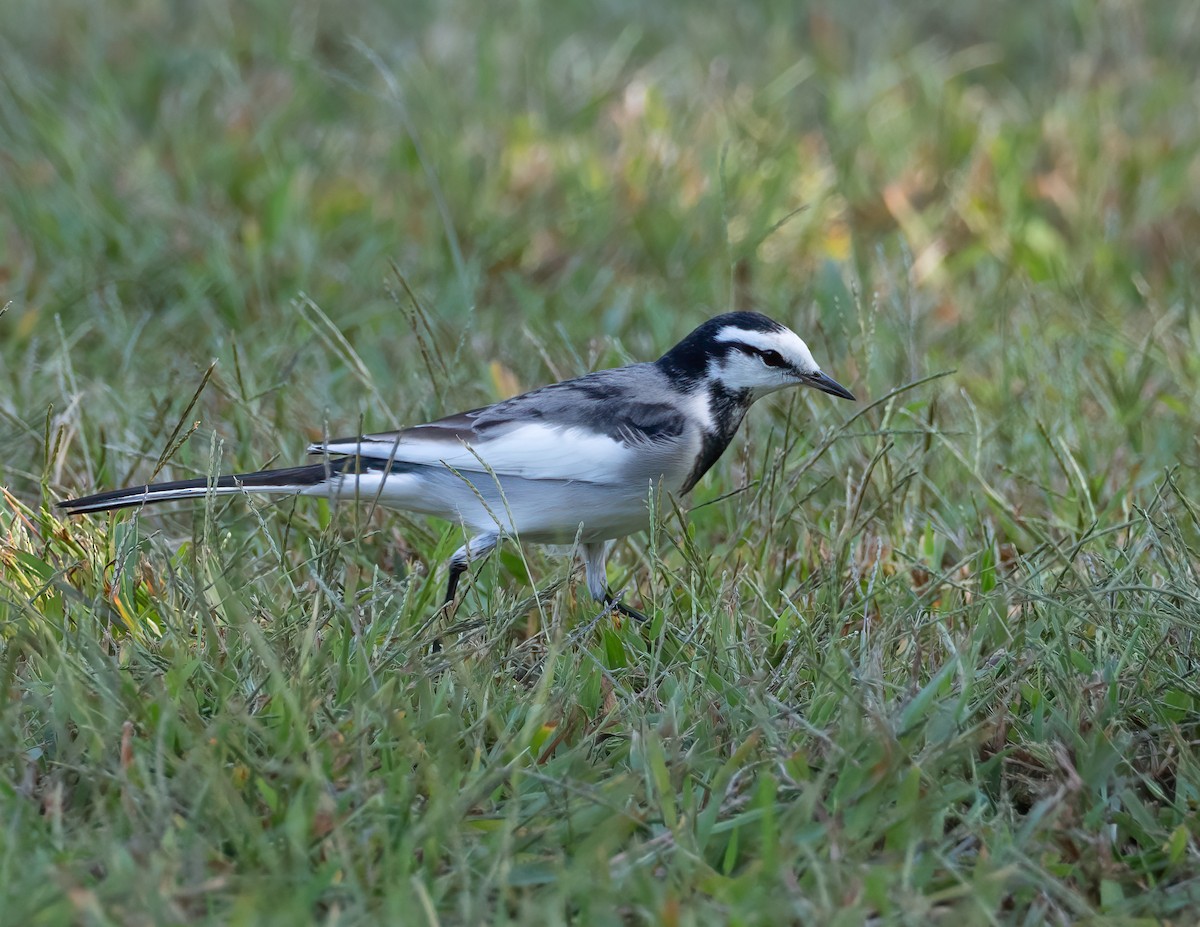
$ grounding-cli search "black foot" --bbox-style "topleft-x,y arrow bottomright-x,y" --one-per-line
604,594 -> 648,623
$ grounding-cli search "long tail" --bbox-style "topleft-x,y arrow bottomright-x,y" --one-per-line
58,459 -> 352,515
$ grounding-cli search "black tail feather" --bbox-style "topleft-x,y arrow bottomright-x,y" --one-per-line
58,459 -> 351,515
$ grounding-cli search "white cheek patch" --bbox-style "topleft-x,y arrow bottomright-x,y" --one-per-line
708,352 -> 780,395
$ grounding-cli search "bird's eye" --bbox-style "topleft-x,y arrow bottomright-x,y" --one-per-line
760,349 -> 787,368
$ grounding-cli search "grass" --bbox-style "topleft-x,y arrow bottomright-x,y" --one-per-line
2,0 -> 1200,923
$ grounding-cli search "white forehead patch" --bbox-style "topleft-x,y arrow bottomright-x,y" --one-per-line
714,324 -> 819,374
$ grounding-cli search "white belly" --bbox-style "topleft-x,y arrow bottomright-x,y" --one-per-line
315,466 -> 673,543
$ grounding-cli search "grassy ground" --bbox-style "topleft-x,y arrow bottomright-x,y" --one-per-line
3,0 -> 1200,923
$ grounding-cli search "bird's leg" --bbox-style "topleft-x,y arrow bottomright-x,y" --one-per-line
443,561 -> 467,608
442,532 -> 500,610
582,542 -> 648,622
432,533 -> 499,652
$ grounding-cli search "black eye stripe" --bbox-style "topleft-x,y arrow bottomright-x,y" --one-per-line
728,341 -> 789,368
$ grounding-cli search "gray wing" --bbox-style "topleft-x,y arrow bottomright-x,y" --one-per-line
309,364 -> 700,485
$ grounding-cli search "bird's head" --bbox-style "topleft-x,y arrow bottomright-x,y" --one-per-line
658,311 -> 856,402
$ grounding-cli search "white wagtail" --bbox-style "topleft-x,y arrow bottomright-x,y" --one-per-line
59,311 -> 854,617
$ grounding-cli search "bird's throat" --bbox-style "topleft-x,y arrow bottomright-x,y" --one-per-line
678,385 -> 752,493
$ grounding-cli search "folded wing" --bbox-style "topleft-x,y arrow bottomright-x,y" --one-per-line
309,366 -> 692,485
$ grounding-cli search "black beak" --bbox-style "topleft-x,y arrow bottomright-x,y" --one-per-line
804,371 -> 856,401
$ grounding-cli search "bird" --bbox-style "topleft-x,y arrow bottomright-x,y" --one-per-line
58,311 -> 855,618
